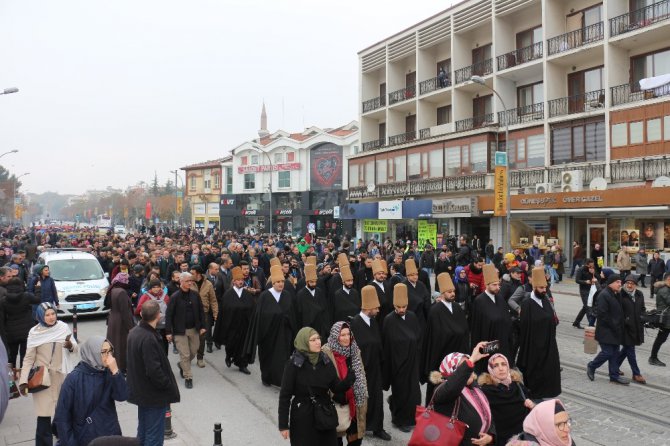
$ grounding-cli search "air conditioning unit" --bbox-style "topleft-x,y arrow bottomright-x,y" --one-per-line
535,183 -> 554,194
561,170 -> 584,192
523,186 -> 537,195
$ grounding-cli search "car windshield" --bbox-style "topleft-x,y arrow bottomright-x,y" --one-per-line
48,259 -> 104,281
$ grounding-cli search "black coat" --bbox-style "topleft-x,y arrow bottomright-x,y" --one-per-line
165,288 -> 206,335
479,375 -> 530,446
595,286 -> 624,345
3,280 -> 39,342
620,288 -> 645,346
576,266 -> 596,299
126,321 -> 180,407
349,314 -> 384,432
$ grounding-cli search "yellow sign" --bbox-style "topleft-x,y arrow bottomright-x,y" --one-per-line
176,198 -> 183,215
363,219 -> 388,233
418,220 -> 437,248
494,166 -> 507,217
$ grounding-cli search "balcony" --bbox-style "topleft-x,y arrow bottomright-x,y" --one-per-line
419,76 -> 451,95
388,131 -> 416,146
362,138 -> 385,152
510,168 -> 546,189
388,86 -> 416,105
610,0 -> 670,37
419,128 -> 431,139
548,162 -> 605,185
454,59 -> 493,84
348,186 -> 378,200
548,89 -> 605,117
498,103 -> 544,126
379,181 -> 409,198
611,83 -> 670,106
455,113 -> 495,132
362,95 -> 386,113
497,42 -> 543,71
547,22 -> 603,56
611,156 -> 670,183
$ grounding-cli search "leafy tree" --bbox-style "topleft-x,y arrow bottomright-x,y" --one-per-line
151,172 -> 160,196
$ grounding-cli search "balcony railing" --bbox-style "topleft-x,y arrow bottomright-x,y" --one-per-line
547,22 -> 603,56
348,186 -> 378,200
498,103 -> 544,126
548,163 -> 605,186
610,0 -> 670,37
388,85 -> 416,105
548,89 -> 605,117
362,138 -> 385,152
611,156 -> 670,183
409,177 -> 444,195
388,131 -> 416,146
497,42 -> 543,71
419,128 -> 431,139
362,95 -> 386,113
510,168 -> 546,189
611,83 -> 670,106
419,76 -> 451,95
455,113 -> 495,132
454,59 -> 493,84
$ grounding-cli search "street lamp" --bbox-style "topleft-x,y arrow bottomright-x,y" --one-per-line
0,88 -> 18,96
250,148 -> 273,235
170,170 -> 184,227
0,149 -> 18,159
13,172 -> 30,225
471,75 -> 511,253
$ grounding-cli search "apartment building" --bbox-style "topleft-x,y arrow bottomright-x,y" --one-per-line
351,0 -> 670,265
181,158 -> 228,230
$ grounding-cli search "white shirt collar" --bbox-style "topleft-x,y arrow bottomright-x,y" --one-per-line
307,287 -> 316,297
359,311 -> 371,326
530,291 -> 544,307
342,286 -> 351,294
233,286 -> 244,298
373,280 -> 384,291
485,290 -> 496,302
269,288 -> 282,302
442,300 -> 453,313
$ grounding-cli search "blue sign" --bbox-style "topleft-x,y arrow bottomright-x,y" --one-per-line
338,203 -> 378,220
495,151 -> 508,167
402,200 -> 432,218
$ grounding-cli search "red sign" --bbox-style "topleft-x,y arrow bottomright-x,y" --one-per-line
275,209 -> 293,216
145,201 -> 152,219
238,163 -> 301,174
313,209 -> 334,216
241,209 -> 257,216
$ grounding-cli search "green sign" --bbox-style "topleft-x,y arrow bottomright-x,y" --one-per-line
495,151 -> 508,167
418,220 -> 437,248
363,219 -> 388,233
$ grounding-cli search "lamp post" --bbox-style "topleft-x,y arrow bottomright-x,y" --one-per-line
170,170 -> 184,228
251,148 -> 273,235
471,75 -> 511,252
0,88 -> 18,96
13,172 -> 30,225
0,149 -> 18,159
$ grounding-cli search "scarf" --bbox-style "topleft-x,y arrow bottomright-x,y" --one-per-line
294,327 -> 320,366
455,266 -> 468,283
487,353 -> 512,387
522,399 -> 572,446
27,320 -> 78,374
35,302 -> 56,327
326,321 -> 367,408
79,336 -> 107,371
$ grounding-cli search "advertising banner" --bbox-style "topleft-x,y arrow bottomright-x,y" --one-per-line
418,220 -> 437,248
363,219 -> 388,233
494,166 -> 507,217
378,200 -> 403,219
145,201 -> 152,219
310,143 -> 343,190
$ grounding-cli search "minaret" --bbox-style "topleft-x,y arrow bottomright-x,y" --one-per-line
258,102 -> 269,138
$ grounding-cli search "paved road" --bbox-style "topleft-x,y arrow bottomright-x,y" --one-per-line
1,279 -> 667,445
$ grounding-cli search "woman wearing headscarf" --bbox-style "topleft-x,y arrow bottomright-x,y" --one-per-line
478,354 -> 535,445
105,273 -> 135,373
135,278 -> 170,355
321,321 -> 368,446
278,327 -> 356,445
454,266 -> 471,315
53,336 -> 128,445
506,399 -> 574,446
429,341 -> 496,446
19,302 -> 78,446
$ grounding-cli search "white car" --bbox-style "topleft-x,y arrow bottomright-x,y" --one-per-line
114,225 -> 127,238
36,249 -> 110,318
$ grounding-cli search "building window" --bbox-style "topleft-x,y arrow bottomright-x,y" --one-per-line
631,48 -> 670,90
274,152 -> 283,163
647,118 -> 662,142
376,158 -> 388,184
437,105 -> 452,125
516,26 -> 542,49
189,175 -> 196,189
665,116 -> 670,139
251,155 -> 259,165
213,173 -> 220,189
244,174 -> 255,190
629,121 -> 644,144
394,154 -> 406,182
225,167 -> 233,193
408,152 -> 421,179
611,123 -> 627,147
517,82 -> 543,109
364,160 -> 375,185
527,134 -> 545,167
429,148 -> 443,178
278,171 -> 290,188
286,151 -> 295,162
204,179 -> 211,189
470,142 -> 488,173
551,118 -> 605,164
445,146 -> 461,176
241,156 -> 248,166
349,164 -> 359,187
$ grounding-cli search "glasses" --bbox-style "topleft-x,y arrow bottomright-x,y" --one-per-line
555,418 -> 572,431
101,348 -> 114,356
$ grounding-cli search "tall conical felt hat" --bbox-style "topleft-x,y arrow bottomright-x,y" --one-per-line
380,260 -> 388,274
437,272 -> 455,293
340,264 -> 353,282
305,256 -> 317,266
393,283 -> 408,306
361,285 -> 380,310
405,258 -> 418,276
483,264 -> 499,285
337,253 -> 349,268
304,264 -> 317,282
270,265 -> 284,283
231,266 -> 244,281
270,257 -> 281,268
531,266 -> 548,288
372,259 -> 385,275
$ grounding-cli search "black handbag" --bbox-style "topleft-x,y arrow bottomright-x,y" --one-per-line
308,385 -> 338,431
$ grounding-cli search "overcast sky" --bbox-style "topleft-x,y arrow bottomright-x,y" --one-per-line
0,0 -> 461,195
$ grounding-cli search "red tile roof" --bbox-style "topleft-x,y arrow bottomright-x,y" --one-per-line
180,158 -> 226,170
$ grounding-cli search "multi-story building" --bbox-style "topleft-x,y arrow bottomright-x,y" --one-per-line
220,107 -> 359,236
181,157 -> 228,230
351,0 -> 670,265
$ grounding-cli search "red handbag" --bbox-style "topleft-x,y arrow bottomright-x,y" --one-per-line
408,394 -> 468,446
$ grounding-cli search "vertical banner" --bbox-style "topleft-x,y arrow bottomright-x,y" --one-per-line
418,220 -> 438,248
310,143 -> 343,190
145,201 -> 152,219
494,166 -> 507,216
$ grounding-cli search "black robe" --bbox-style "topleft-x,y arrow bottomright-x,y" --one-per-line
331,288 -> 361,324
354,267 -> 373,292
420,301 -> 470,404
214,286 -> 255,367
349,314 -> 384,432
295,286 -> 330,341
382,311 -> 421,428
404,279 -> 432,329
243,288 -> 296,386
517,294 -> 561,398
370,280 -> 393,330
470,291 -> 513,373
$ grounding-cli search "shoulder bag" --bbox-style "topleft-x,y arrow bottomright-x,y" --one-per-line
409,387 -> 468,446
27,343 -> 55,393
335,402 -> 351,433
307,384 -> 338,431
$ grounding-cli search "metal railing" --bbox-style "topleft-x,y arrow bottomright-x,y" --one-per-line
388,130 -> 416,146
388,85 -> 416,105
610,0 -> 670,37
497,42 -> 543,71
419,76 -> 451,95
446,174 -> 487,191
611,156 -> 670,183
498,103 -> 544,126
362,95 -> 386,113
362,138 -> 385,151
510,168 -> 546,188
548,163 -> 605,185
419,128 -> 431,139
454,59 -> 493,84
409,177 -> 444,194
547,22 -> 603,56
611,83 -> 670,106
348,186 -> 378,200
455,113 -> 495,132
548,89 -> 605,117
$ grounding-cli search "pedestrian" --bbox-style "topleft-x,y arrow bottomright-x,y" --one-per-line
506,399 -> 574,446
570,241 -> 584,278
27,264 -> 58,309
18,302 -> 78,446
321,321 -> 368,446
126,300 -> 180,446
616,246 -> 632,281
165,272 -> 206,389
464,257 -> 486,297
485,239 -> 495,265
277,327 -> 355,445
331,265 -> 361,324
419,244 -> 435,278
572,259 -> 598,328
105,272 -> 135,374
616,275 -> 646,383
403,258 -> 431,330
134,278 -> 170,355
454,266 -> 472,315
648,251 -> 665,299
633,247 -> 648,287
586,274 -> 629,385
3,275 -> 40,367
295,263 -> 330,340
189,265 -> 218,366
53,336 -> 128,446
648,272 -> 670,367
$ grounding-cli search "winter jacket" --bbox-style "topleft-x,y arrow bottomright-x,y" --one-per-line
420,250 -> 435,269
53,362 -> 128,446
27,274 -> 58,306
576,266 -> 596,299
192,277 -> 218,316
165,288 -> 206,335
648,258 -> 665,278
620,288 -> 645,346
656,283 -> 670,312
595,287 -> 624,345
616,250 -> 632,271
2,279 -> 39,342
633,253 -> 648,275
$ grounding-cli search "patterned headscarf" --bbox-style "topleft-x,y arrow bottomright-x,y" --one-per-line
440,352 -> 470,376
111,272 -> 129,285
487,353 -> 512,387
36,302 -> 57,327
327,321 -> 367,407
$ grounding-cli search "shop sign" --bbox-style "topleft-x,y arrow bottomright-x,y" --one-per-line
494,166 -> 507,217
238,162 -> 301,174
241,209 -> 258,216
194,203 -> 206,215
363,219 -> 388,233
312,209 -> 334,216
207,202 -> 220,215
220,198 -> 235,206
275,209 -> 293,216
333,206 -> 340,219
418,220 -> 438,248
378,200 -> 402,219
432,198 -> 472,214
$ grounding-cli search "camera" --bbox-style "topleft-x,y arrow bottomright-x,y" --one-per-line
479,340 -> 500,355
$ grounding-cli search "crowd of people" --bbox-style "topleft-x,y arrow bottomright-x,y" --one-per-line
8,224 -> 665,445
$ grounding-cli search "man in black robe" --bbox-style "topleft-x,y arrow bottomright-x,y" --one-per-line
294,263 -> 330,340
470,264 -> 513,373
243,264 -> 296,387
326,253 -> 349,304
421,272 -> 469,404
213,266 -> 254,374
349,285 -> 392,441
382,283 -> 421,433
370,259 -> 393,330
331,265 -> 360,324
517,267 -> 562,398
354,255 -> 374,292
403,258 -> 431,330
